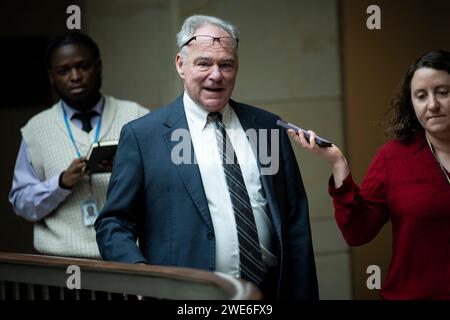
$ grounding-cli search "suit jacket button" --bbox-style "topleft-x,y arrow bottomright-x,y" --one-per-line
207,232 -> 214,240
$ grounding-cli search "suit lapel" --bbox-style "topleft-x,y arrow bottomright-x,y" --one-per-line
162,97 -> 213,228
231,101 -> 282,241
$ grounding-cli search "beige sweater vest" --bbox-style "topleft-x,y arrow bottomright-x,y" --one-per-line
21,96 -> 148,258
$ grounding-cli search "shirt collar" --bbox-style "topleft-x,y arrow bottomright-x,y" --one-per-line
183,91 -> 231,131
61,96 -> 104,120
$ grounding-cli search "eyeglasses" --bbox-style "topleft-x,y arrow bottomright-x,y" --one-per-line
181,35 -> 239,48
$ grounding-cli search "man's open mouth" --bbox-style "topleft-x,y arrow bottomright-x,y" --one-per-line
204,87 -> 224,92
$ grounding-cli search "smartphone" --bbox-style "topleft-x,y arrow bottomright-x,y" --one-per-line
276,119 -> 333,148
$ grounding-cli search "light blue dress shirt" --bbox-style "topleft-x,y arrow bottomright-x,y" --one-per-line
8,99 -> 103,222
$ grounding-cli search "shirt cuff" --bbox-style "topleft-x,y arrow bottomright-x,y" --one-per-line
50,174 -> 72,200
328,172 -> 354,196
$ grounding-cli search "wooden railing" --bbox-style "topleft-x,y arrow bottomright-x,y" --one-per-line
0,252 -> 262,300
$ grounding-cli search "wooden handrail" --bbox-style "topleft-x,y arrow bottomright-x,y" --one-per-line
0,252 -> 262,300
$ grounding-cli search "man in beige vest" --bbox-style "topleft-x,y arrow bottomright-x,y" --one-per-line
9,32 -> 148,258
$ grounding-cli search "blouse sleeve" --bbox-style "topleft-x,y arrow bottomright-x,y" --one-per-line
328,147 -> 390,246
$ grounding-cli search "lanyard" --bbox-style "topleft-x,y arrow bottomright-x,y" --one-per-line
426,135 -> 450,185
61,98 -> 105,158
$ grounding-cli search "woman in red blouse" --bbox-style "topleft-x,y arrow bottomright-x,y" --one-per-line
289,50 -> 450,299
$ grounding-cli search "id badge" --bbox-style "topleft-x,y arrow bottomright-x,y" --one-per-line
81,198 -> 99,226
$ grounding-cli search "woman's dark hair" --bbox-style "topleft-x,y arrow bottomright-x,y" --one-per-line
45,31 -> 100,69
386,50 -> 450,141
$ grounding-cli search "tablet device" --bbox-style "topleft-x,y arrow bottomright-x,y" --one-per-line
85,140 -> 118,174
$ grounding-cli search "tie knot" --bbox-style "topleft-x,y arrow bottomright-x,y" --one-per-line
72,111 -> 98,132
207,112 -> 223,123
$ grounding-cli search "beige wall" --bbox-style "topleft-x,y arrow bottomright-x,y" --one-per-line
84,0 -> 179,109
85,0 -> 349,299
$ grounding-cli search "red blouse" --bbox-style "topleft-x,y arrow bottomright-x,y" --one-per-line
329,134 -> 450,299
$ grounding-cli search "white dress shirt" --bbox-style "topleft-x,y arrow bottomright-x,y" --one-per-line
183,92 -> 277,279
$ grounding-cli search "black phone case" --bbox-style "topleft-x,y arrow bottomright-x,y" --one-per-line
276,120 -> 332,148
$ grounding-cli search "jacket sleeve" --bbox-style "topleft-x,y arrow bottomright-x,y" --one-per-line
95,123 -> 148,264
280,128 -> 319,300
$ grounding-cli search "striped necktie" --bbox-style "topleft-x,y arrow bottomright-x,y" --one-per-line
208,112 -> 265,286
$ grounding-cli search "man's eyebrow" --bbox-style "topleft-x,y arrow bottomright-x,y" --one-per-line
193,56 -> 236,64
193,56 -> 212,63
221,58 -> 236,63
53,57 -> 91,67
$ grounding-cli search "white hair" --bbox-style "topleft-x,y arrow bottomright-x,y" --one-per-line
176,15 -> 239,59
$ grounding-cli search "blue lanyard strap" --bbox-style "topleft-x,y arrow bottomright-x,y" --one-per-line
61,98 -> 105,158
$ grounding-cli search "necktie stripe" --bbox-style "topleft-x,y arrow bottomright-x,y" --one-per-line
229,195 -> 255,223
240,258 -> 264,278
235,213 -> 259,235
230,181 -> 252,211
208,112 -> 264,286
240,266 -> 263,283
221,163 -> 250,191
228,162 -> 245,176
240,255 -> 264,273
236,225 -> 263,254
229,195 -> 254,219
215,134 -> 237,164
240,248 -> 265,271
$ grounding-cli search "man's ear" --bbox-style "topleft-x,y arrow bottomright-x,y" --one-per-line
48,69 -> 54,85
96,58 -> 103,75
175,53 -> 185,79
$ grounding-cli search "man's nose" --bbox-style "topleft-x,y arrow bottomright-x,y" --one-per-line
69,68 -> 82,82
208,65 -> 222,81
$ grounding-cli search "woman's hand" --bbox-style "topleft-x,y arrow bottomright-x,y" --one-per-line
288,129 -> 350,188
